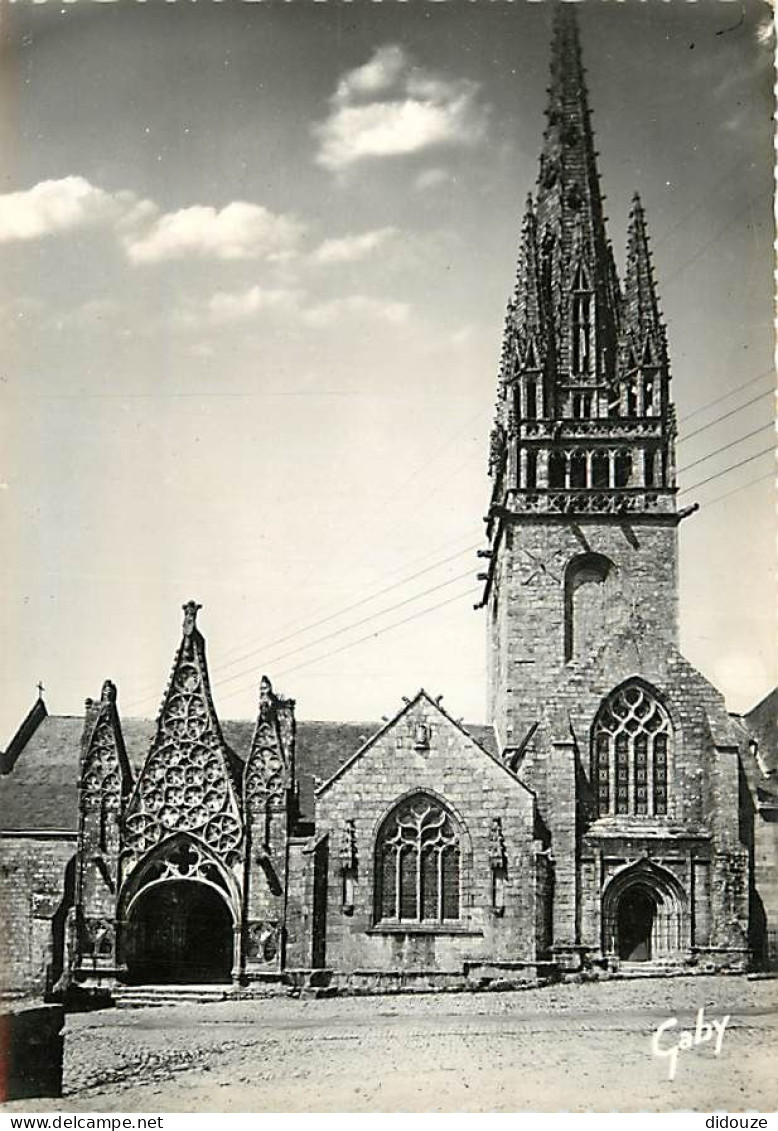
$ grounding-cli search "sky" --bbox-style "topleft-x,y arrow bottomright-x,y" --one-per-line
0,0 -> 774,739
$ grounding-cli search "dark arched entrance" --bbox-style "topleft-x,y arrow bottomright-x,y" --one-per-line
125,881 -> 233,984
617,886 -> 655,962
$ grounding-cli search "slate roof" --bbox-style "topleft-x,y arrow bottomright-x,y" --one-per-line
0,709 -> 497,834
743,688 -> 778,776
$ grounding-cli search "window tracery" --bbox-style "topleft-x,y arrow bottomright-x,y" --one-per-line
592,682 -> 671,817
375,795 -> 460,924
123,627 -> 243,859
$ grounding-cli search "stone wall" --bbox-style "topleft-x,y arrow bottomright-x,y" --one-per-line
487,517 -> 679,747
0,835 -> 75,996
314,694 -> 538,973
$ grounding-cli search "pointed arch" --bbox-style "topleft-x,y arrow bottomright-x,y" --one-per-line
602,858 -> 688,961
591,679 -> 672,817
374,792 -> 463,925
118,831 -> 240,923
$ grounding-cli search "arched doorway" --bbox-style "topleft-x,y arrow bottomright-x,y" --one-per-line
602,860 -> 688,965
617,886 -> 655,961
125,880 -> 233,984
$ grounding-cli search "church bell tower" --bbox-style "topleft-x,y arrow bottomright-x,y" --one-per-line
481,7 -> 682,753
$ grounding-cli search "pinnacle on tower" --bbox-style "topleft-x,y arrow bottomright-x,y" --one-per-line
620,192 -> 667,368
511,195 -> 546,371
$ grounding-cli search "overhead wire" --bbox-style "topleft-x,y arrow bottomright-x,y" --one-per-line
675,422 -> 773,476
678,369 -> 774,425
211,567 -> 477,691
217,585 -> 482,704
678,446 -> 774,496
678,388 -> 774,445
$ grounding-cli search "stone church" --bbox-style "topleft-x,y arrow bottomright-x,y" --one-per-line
1,9 -> 776,998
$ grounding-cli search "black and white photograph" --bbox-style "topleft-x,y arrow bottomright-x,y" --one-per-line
0,0 -> 775,1114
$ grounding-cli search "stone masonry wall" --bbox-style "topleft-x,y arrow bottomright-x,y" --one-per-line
0,836 -> 75,995
487,518 -> 679,748
314,696 -> 538,973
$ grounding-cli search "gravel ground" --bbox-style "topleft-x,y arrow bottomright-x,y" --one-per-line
3,976 -> 777,1113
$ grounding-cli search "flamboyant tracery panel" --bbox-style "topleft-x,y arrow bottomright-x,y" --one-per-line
123,603 -> 242,859
80,681 -> 126,823
592,681 -> 671,817
376,794 -> 460,924
244,679 -> 287,818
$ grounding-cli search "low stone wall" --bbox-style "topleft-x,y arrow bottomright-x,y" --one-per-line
0,1003 -> 64,1101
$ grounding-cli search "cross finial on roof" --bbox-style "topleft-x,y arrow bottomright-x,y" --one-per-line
36,680 -> 45,700
182,600 -> 202,637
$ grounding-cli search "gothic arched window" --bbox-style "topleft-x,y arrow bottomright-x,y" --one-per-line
375,794 -> 460,924
615,451 -> 632,488
592,451 -> 609,489
549,451 -> 566,489
525,450 -> 537,489
570,450 -> 587,489
571,264 -> 593,377
591,682 -> 672,817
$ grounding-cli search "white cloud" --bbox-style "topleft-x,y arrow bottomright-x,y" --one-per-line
0,177 -> 302,269
303,294 -> 410,329
206,285 -> 303,324
315,45 -> 488,172
0,176 -> 132,242
311,226 -> 397,266
124,201 -> 303,264
415,167 -> 451,192
198,285 -> 408,330
335,44 -> 407,101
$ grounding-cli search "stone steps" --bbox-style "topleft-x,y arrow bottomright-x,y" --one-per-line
113,984 -> 234,1008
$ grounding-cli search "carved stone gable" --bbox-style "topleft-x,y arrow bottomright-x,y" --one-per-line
244,676 -> 294,817
124,602 -> 243,859
80,680 -> 128,814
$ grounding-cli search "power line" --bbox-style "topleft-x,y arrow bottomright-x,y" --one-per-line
217,585 -> 481,704
696,471 -> 774,511
123,368 -> 775,712
121,531 -> 482,710
678,389 -> 773,445
678,445 -> 774,496
211,567 -> 476,691
651,162 -> 744,254
662,192 -> 770,292
678,370 -> 774,425
676,423 -> 773,476
212,542 -> 480,676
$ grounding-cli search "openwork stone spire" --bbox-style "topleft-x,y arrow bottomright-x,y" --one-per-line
483,3 -> 678,547
535,3 -> 620,392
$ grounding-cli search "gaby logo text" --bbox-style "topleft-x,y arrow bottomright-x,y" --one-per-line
652,1007 -> 730,1080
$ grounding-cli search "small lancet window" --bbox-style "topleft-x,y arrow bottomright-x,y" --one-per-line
626,381 -> 638,417
615,452 -> 632,488
525,451 -> 538,490
644,450 -> 656,488
572,294 -> 593,375
525,382 -> 537,420
570,451 -> 587,489
548,452 -> 566,489
592,451 -> 609,489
